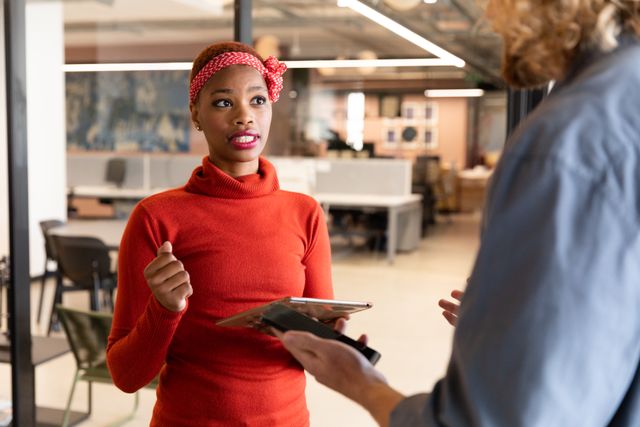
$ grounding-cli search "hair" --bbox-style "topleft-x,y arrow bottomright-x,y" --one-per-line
487,0 -> 640,88
189,41 -> 264,83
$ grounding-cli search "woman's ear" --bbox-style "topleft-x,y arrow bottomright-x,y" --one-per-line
190,103 -> 200,130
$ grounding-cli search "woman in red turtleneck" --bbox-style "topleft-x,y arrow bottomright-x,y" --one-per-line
106,41 -> 333,427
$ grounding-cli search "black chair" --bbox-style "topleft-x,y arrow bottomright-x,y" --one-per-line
56,305 -> 158,427
48,235 -> 116,335
37,219 -> 65,325
412,156 -> 441,232
327,209 -> 385,258
105,157 -> 127,188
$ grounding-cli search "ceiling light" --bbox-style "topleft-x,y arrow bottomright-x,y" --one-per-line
337,0 -> 464,67
63,63 -> 193,72
286,58 -> 451,68
63,58 -> 452,73
423,0 -> 437,3
172,0 -> 225,14
424,89 -> 484,97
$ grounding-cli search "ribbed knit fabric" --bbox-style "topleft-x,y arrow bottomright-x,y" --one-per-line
106,156 -> 333,426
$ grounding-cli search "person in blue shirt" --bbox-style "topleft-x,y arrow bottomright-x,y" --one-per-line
276,0 -> 640,425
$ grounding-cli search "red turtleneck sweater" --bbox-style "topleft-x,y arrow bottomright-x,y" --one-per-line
107,157 -> 333,426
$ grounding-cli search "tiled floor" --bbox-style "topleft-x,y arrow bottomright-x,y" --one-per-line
0,212 -> 481,426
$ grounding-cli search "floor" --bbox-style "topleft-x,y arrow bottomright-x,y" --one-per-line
0,212 -> 481,427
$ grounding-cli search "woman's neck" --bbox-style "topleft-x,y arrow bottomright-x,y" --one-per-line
207,155 -> 259,178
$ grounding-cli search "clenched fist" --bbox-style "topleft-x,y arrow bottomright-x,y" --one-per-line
143,241 -> 193,312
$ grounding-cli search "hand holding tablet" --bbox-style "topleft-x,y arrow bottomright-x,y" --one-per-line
216,297 -> 381,365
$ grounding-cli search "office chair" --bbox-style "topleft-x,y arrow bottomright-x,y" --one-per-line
412,156 -> 440,233
48,235 -> 116,335
327,209 -> 385,258
37,219 -> 65,325
56,306 -> 158,427
105,157 -> 127,188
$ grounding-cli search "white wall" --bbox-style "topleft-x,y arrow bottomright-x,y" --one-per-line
0,4 -> 8,258
25,2 -> 66,276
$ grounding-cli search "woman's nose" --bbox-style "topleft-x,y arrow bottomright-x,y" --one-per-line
234,103 -> 254,125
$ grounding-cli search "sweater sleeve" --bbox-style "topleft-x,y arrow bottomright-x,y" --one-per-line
107,203 -> 187,393
301,203 -> 334,299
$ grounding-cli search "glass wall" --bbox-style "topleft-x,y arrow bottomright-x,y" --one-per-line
60,0 -> 506,167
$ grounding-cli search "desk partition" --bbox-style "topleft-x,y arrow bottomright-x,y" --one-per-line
314,158 -> 412,196
67,154 -> 413,197
65,154 -> 421,262
67,154 -> 145,189
149,155 -> 201,189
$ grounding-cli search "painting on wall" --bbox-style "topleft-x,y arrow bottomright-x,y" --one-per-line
66,70 -> 191,152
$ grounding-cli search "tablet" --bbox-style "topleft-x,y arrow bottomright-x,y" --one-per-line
262,303 -> 381,365
215,297 -> 372,328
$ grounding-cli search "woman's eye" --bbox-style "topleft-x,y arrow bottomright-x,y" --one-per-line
213,99 -> 232,108
252,96 -> 267,105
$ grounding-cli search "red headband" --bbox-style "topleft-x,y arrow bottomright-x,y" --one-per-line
189,52 -> 287,104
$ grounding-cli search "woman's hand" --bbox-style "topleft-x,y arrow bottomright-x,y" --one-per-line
438,289 -> 464,327
143,241 -> 193,312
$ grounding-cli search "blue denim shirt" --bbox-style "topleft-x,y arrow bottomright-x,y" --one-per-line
391,36 -> 640,426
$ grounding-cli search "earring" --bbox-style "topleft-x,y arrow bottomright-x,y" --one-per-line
195,123 -> 202,131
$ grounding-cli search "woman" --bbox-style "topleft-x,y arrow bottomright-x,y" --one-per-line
278,1 -> 640,426
107,41 -> 333,426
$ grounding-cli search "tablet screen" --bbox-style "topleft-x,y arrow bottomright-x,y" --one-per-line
215,297 -> 372,328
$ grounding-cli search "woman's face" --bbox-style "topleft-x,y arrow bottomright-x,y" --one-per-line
190,64 -> 272,177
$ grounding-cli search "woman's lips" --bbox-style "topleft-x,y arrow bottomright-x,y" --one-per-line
229,132 -> 260,150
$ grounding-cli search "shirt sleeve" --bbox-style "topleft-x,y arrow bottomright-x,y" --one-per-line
391,157 -> 640,426
107,203 -> 186,393
301,203 -> 334,299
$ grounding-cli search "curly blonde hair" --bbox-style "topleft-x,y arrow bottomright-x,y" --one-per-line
487,0 -> 640,87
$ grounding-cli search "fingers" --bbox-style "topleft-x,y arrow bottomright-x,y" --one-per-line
144,241 -> 192,312
281,331 -> 323,367
144,241 -> 177,278
442,310 -> 458,327
158,241 -> 172,255
157,267 -> 189,290
438,298 -> 459,314
451,289 -> 464,302
171,282 -> 193,311
357,334 -> 369,346
333,317 -> 348,334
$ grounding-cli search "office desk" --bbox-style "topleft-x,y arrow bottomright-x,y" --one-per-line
49,220 -> 127,250
53,194 -> 423,264
314,193 -> 423,264
68,185 -> 168,200
0,335 -> 88,426
68,186 -> 169,218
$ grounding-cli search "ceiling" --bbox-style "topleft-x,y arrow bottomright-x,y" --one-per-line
62,0 -> 504,86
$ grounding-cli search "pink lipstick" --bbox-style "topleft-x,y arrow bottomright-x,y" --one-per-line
229,131 -> 260,150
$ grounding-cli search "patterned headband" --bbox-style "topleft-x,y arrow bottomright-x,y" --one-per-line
189,51 -> 287,104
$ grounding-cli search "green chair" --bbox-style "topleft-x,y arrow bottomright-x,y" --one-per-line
56,305 -> 158,427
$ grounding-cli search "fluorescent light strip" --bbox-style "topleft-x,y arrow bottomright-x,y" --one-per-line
286,58 -> 450,68
63,58 -> 451,73
64,62 -> 192,72
424,89 -> 484,97
337,0 -> 465,68
172,0 -> 223,14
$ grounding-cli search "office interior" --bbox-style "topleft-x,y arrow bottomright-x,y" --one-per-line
0,1 -> 538,426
